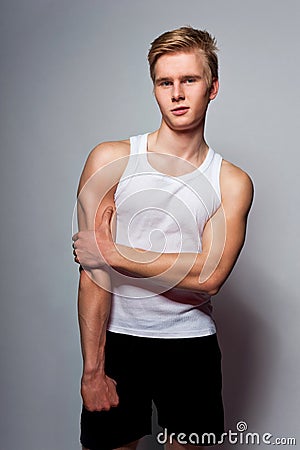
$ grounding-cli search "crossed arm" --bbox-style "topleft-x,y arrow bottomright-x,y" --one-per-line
74,159 -> 254,296
74,143 -> 253,413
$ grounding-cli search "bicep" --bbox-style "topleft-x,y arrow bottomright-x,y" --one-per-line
200,171 -> 253,288
77,185 -> 116,232
76,144 -> 125,232
77,175 -> 114,232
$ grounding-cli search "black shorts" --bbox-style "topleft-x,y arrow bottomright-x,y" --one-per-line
80,331 -> 224,449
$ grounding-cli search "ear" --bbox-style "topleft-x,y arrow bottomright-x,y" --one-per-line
209,78 -> 219,101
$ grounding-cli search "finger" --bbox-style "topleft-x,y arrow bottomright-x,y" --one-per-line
110,391 -> 119,407
111,398 -> 119,407
72,233 -> 78,241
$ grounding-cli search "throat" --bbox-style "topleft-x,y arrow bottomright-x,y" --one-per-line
146,141 -> 209,177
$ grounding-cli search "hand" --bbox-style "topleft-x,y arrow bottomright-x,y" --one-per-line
72,206 -> 115,269
81,372 -> 119,412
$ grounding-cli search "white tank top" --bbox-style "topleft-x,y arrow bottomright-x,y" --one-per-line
108,133 -> 223,338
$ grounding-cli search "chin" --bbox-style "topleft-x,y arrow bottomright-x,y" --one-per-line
168,121 -> 199,132
163,115 -> 199,131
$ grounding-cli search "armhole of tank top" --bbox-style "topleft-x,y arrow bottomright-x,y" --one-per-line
114,135 -> 140,201
215,153 -> 223,202
202,149 -> 222,202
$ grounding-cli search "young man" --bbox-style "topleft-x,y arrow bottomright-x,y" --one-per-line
72,26 -> 253,450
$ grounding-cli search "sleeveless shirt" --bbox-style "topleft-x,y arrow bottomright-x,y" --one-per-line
107,133 -> 223,338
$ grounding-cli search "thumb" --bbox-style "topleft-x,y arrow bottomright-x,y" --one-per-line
101,206 -> 114,225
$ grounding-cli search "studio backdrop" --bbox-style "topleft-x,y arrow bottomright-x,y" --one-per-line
0,1 -> 299,449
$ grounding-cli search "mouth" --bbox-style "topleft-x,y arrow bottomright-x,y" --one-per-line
171,106 -> 190,115
171,106 -> 189,112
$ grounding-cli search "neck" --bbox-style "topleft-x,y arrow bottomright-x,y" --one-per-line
150,120 -> 208,163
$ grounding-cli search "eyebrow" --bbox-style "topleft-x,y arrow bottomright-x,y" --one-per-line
155,74 -> 202,84
155,77 -> 171,85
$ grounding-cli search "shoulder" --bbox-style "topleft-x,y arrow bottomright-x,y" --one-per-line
220,159 -> 254,216
78,139 -> 131,194
220,159 -> 253,190
85,138 -> 131,169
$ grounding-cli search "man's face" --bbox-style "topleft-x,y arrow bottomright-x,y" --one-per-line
153,50 -> 218,132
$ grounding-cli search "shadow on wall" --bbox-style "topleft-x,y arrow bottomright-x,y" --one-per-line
210,273 -> 277,449
138,263 -> 277,450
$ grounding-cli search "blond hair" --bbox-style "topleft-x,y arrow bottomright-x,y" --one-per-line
148,26 -> 218,87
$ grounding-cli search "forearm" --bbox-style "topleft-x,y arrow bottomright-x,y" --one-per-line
110,244 -> 217,293
78,268 -> 112,376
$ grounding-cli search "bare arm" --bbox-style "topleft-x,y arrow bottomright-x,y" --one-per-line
76,141 -> 128,411
101,161 -> 254,295
78,267 -> 117,411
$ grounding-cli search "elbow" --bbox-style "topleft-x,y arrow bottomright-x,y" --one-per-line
199,283 -> 220,297
79,267 -> 111,293
79,269 -> 92,290
206,276 -> 226,296
207,285 -> 220,296
195,276 -> 222,296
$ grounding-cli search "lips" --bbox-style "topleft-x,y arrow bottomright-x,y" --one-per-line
171,106 -> 190,115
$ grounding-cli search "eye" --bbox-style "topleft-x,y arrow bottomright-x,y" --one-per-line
185,78 -> 196,84
160,80 -> 172,87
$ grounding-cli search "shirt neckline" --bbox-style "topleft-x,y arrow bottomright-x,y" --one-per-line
142,132 -> 214,180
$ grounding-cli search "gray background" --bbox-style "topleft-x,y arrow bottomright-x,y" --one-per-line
1,1 -> 299,449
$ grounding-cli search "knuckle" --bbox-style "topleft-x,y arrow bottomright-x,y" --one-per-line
101,403 -> 111,411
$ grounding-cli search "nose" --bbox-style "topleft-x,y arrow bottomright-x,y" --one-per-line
171,81 -> 185,102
